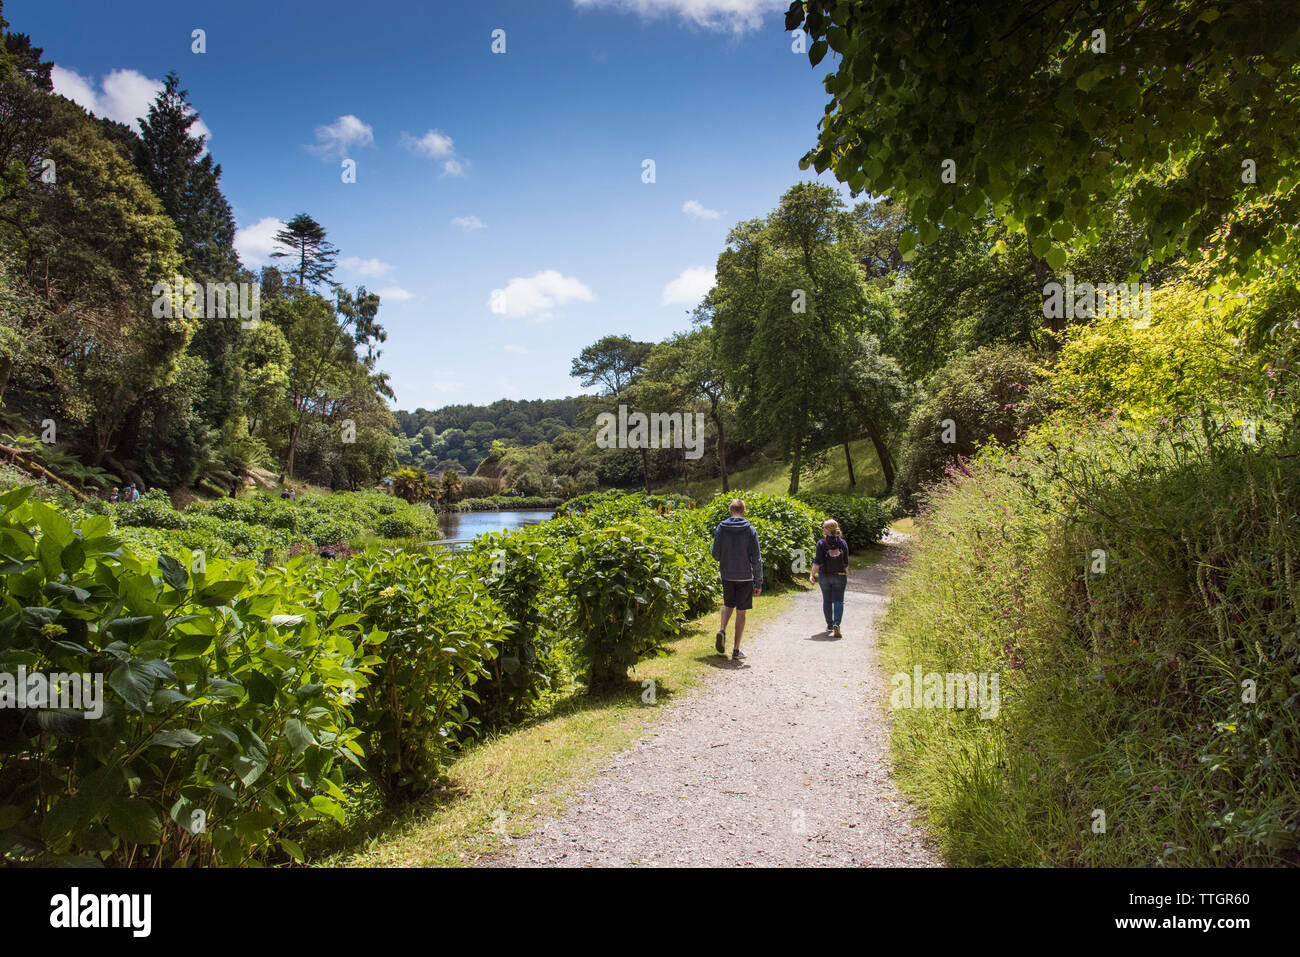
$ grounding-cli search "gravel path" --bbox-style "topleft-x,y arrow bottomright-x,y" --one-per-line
495,533 -> 943,867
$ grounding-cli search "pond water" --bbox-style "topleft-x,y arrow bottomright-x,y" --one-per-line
436,509 -> 555,545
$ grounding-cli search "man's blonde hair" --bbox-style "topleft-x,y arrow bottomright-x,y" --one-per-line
729,499 -> 745,515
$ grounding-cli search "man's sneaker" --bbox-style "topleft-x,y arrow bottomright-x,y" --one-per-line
732,648 -> 746,661
715,631 -> 726,655
833,625 -> 842,638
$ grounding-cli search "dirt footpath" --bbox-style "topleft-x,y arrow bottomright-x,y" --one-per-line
493,533 -> 942,867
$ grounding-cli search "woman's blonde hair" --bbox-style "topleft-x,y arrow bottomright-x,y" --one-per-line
822,519 -> 841,538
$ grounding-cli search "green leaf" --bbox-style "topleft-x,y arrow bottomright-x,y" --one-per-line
309,795 -> 345,825
106,798 -> 162,845
284,718 -> 315,754
108,660 -> 157,712
244,670 -> 278,707
0,484 -> 34,511
30,503 -> 74,548
148,729 -> 203,749
157,554 -> 188,591
196,580 -> 245,606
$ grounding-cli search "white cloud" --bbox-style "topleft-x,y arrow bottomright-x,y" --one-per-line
401,128 -> 469,176
340,256 -> 395,278
52,65 -> 212,140
400,129 -> 454,158
377,286 -> 414,303
490,270 -> 596,319
682,199 -> 720,220
451,215 -> 486,231
662,266 -> 715,305
309,114 -> 374,159
572,0 -> 786,32
504,344 -> 528,354
234,217 -> 286,269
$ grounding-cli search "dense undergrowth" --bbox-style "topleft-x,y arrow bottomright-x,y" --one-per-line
881,416 -> 1299,866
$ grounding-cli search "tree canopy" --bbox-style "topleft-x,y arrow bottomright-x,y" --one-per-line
787,0 -> 1300,279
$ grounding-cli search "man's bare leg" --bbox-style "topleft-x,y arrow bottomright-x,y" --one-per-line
720,605 -> 733,634
732,608 -> 746,652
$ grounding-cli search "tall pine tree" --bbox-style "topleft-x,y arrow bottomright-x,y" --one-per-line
130,71 -> 242,482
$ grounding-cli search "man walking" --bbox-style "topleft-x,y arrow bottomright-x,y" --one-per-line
711,498 -> 762,660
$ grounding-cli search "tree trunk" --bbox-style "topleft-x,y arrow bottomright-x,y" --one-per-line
865,420 -> 896,492
282,420 -> 299,480
843,441 -> 856,487
788,440 -> 802,495
0,357 -> 11,406
712,403 -> 729,493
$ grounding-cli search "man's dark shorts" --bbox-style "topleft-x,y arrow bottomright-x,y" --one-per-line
722,579 -> 754,610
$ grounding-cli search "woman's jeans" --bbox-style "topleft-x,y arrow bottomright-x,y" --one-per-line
819,572 -> 847,627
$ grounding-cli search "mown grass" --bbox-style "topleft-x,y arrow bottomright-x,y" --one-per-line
310,587 -> 801,867
667,438 -> 889,501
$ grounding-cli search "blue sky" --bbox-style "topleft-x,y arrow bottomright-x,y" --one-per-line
14,0 -> 849,410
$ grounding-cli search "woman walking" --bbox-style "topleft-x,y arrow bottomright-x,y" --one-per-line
809,519 -> 850,637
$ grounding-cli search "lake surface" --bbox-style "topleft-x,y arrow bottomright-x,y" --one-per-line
436,509 -> 555,544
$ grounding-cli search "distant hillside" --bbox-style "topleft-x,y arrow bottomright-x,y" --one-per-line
391,396 -> 591,474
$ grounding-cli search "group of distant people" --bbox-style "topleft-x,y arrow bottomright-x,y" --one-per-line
107,483 -> 144,502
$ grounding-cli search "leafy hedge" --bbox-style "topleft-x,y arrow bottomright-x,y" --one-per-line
1,485 -> 820,865
0,486 -> 369,866
700,491 -> 821,584
81,489 -> 441,557
454,495 -> 563,512
306,549 -> 500,805
796,493 -> 892,550
555,488 -> 693,519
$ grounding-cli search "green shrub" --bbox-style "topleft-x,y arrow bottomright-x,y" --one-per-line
562,520 -> 687,690
111,495 -> 188,530
895,344 -> 1046,511
701,491 -> 820,586
659,508 -> 719,616
464,529 -> 562,725
0,486 -> 367,866
456,495 -> 562,511
796,492 -> 892,549
373,515 -> 421,539
316,548 -> 501,804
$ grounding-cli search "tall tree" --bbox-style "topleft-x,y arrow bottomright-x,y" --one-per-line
271,285 -> 386,479
643,323 -> 731,491
133,72 -> 238,282
570,334 -> 653,490
712,184 -> 870,493
569,334 -> 650,398
272,213 -> 339,290
130,72 -> 242,477
7,95 -> 188,466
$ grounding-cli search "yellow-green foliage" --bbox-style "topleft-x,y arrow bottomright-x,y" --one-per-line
1049,281 -> 1286,425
